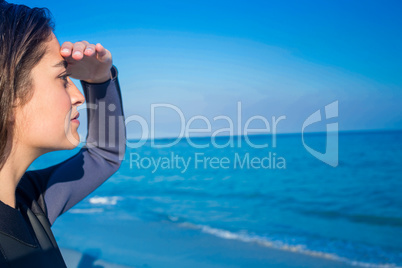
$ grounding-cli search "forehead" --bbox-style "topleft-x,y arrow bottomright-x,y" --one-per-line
42,32 -> 64,65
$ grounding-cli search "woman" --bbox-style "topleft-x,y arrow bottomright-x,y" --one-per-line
0,1 -> 126,267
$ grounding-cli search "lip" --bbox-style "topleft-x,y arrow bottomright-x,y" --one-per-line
71,112 -> 80,122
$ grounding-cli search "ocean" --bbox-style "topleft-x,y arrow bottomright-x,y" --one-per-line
29,130 -> 402,267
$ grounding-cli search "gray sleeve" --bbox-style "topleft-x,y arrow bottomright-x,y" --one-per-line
40,65 -> 126,225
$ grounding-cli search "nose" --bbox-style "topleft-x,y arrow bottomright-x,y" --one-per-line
67,77 -> 85,106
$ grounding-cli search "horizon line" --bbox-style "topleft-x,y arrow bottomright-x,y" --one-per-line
126,128 -> 402,142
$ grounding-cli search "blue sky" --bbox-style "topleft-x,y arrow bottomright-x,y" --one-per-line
15,0 -> 402,139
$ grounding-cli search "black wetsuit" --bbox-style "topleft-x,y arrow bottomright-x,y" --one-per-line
0,65 -> 126,267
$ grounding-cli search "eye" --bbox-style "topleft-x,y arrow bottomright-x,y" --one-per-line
58,73 -> 72,88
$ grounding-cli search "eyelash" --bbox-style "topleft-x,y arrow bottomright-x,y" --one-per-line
59,73 -> 72,88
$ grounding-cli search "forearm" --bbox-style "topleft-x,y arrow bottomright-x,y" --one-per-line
81,65 -> 126,163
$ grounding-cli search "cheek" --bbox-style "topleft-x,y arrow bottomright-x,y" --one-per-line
17,90 -> 73,148
38,92 -> 72,128
49,94 -> 73,139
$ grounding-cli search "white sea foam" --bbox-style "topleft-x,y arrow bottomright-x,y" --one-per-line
89,196 -> 122,205
168,215 -> 179,222
69,208 -> 104,214
178,222 -> 400,268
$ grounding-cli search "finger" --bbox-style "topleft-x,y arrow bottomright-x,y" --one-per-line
84,44 -> 96,56
60,41 -> 73,57
72,40 -> 90,60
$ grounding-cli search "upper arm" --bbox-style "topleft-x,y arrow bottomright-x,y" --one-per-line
42,146 -> 122,225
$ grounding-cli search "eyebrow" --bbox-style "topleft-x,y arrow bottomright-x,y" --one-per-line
52,60 -> 68,69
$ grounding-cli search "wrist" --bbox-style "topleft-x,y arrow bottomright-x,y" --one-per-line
81,66 -> 118,85
83,71 -> 112,84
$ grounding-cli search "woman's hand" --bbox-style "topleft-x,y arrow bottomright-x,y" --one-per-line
60,40 -> 113,84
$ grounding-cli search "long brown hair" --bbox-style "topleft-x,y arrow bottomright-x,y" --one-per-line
0,1 -> 55,168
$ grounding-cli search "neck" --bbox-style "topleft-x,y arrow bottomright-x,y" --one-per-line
0,142 -> 39,209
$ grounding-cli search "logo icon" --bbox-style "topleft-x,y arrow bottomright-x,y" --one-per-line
302,101 -> 338,167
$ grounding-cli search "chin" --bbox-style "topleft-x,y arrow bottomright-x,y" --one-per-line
63,130 -> 81,149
